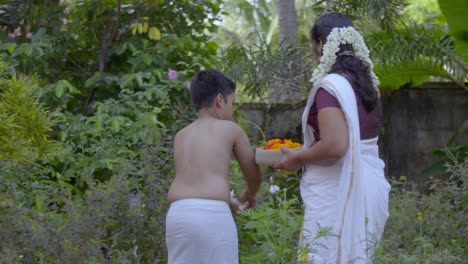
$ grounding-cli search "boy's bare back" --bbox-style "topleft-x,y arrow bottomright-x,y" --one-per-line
168,118 -> 257,203
166,69 -> 261,264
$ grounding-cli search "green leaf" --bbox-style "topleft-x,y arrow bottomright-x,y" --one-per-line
32,28 -> 47,43
0,43 -> 17,54
55,82 -> 64,98
368,25 -> 464,90
145,0 -> 163,5
118,74 -> 134,88
110,118 -> 120,133
94,116 -> 103,133
439,0 -> 468,62
8,43 -> 16,54
115,43 -> 127,55
85,73 -> 102,88
59,130 -> 68,142
135,74 -> 143,87
18,44 -> 34,57
155,120 -> 166,129
206,41 -> 218,51
142,54 -> 152,65
148,26 -> 161,40
375,59 -> 447,91
55,80 -> 77,97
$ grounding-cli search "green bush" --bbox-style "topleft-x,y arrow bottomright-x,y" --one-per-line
373,159 -> 467,263
0,59 -> 190,262
229,158 -> 467,264
236,189 -> 303,264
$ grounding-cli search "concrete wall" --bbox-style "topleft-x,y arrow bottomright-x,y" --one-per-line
238,82 -> 468,188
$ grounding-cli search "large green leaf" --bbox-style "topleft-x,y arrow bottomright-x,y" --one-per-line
368,24 -> 466,90
439,0 -> 468,63
375,58 -> 448,91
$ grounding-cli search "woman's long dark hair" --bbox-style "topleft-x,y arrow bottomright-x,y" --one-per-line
310,12 -> 378,112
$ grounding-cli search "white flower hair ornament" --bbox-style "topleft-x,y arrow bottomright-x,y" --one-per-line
310,26 -> 379,90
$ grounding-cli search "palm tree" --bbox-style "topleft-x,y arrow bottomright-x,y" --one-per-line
217,0 -> 467,101
216,0 -> 316,103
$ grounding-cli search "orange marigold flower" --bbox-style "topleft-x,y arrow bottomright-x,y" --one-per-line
260,138 -> 302,150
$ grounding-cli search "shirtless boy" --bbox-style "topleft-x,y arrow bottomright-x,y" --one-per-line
165,69 -> 262,264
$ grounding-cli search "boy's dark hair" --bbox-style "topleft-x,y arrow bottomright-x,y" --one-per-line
189,69 -> 236,110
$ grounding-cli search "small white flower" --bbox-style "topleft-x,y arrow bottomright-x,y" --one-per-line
19,255 -> 23,258
230,190 -> 235,198
269,185 -> 280,194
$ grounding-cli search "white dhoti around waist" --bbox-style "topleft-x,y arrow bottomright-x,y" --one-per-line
165,199 -> 238,264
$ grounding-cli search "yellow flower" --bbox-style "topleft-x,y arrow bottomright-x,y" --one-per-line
417,212 -> 423,220
299,246 -> 308,261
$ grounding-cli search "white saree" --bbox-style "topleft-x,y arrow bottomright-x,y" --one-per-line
299,74 -> 390,264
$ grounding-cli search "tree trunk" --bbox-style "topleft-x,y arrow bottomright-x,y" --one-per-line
84,0 -> 122,115
277,0 -> 301,102
277,0 -> 297,47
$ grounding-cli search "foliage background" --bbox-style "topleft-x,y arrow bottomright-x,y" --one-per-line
0,0 -> 466,263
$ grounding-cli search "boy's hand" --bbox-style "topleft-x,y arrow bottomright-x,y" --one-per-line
229,198 -> 241,213
239,189 -> 257,209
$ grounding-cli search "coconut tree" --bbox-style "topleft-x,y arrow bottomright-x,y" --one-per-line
217,0 -> 316,102
217,0 -> 467,101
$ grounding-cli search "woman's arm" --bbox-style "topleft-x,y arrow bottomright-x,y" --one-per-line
273,107 -> 349,171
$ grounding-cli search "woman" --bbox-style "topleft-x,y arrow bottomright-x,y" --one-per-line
274,12 -> 391,263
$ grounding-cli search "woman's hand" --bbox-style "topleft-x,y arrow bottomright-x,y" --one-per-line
273,147 -> 303,171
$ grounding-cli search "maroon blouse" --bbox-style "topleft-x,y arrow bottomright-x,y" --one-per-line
307,87 -> 382,141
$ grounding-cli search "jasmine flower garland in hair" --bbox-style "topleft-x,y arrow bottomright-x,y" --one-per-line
310,27 -> 380,89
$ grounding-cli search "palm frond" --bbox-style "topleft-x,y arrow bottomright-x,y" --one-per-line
216,27 -> 245,49
333,0 -> 406,31
219,0 -> 278,46
220,42 -> 313,102
367,24 -> 467,90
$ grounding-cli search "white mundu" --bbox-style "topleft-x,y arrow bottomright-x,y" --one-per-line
300,74 -> 390,263
166,199 -> 238,264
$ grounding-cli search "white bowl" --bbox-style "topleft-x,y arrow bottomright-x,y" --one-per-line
255,147 -> 304,165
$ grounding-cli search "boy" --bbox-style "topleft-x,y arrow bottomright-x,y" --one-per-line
166,69 -> 262,264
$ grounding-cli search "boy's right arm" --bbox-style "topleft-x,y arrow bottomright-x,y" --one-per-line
232,124 -> 262,208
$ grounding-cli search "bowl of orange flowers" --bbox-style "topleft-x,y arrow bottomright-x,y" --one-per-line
255,138 -> 303,165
